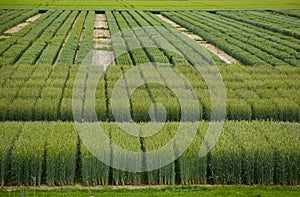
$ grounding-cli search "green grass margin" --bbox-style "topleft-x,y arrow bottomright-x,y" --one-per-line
1,185 -> 300,196
0,0 -> 299,10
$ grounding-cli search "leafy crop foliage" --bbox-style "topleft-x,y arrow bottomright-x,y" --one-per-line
0,121 -> 299,186
161,10 -> 300,67
0,10 -> 95,66
1,10 -> 299,67
0,64 -> 299,122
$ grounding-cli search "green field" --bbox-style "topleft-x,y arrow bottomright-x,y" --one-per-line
0,0 -> 299,195
0,0 -> 299,9
1,186 -> 300,197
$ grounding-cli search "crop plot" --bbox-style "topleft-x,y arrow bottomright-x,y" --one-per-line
161,10 -> 300,66
0,121 -> 299,186
0,64 -> 299,122
0,10 -> 95,66
157,14 -> 239,64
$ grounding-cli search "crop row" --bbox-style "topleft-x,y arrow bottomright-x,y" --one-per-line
76,11 -> 95,65
56,11 -> 87,65
0,121 -> 299,186
0,64 -> 299,122
272,9 -> 300,18
161,11 -> 300,66
216,10 -> 300,39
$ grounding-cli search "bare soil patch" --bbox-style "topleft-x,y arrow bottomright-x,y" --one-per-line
202,44 -> 239,64
5,23 -> 28,34
178,27 -> 188,31
98,38 -> 112,44
4,13 -> 42,35
93,51 -> 115,67
26,13 -> 42,22
1,184 -> 178,191
94,21 -> 108,29
157,14 -> 180,28
95,14 -> 107,21
1,184 -> 239,192
94,29 -> 110,38
94,43 -> 112,49
182,32 -> 203,41
0,35 -> 10,40
93,14 -> 115,67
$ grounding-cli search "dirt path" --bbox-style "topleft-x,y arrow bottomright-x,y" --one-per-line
94,21 -> 108,29
1,184 -> 220,191
5,14 -> 42,34
157,15 -> 239,64
93,14 -> 115,68
202,44 -> 239,64
2,184 -> 168,192
157,15 -> 180,28
93,51 -> 115,69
